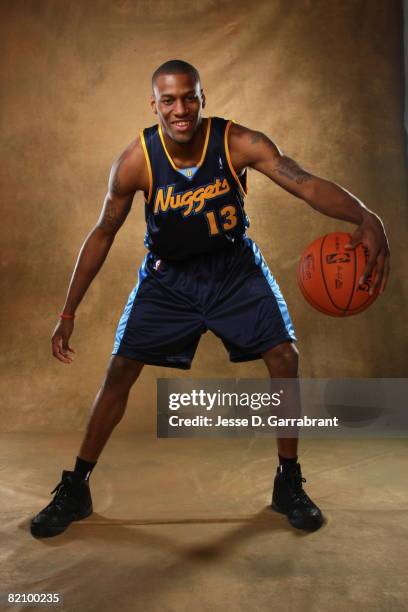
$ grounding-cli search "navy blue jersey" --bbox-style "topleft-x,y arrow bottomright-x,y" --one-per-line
140,116 -> 250,261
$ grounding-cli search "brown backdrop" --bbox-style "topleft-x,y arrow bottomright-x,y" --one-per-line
1,0 -> 407,433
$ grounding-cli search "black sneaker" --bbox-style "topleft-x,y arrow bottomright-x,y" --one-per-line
30,470 -> 93,538
271,463 -> 324,531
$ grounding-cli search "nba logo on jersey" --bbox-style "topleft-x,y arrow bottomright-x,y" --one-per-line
219,156 -> 223,170
187,169 -> 193,178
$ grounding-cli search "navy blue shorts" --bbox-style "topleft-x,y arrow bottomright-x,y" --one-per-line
112,237 -> 297,369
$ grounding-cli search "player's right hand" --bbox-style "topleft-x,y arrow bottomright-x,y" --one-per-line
51,319 -> 76,364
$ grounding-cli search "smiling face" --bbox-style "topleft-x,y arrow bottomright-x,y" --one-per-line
151,72 -> 206,144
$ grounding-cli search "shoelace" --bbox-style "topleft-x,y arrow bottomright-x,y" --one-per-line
290,475 -> 313,507
49,480 -> 76,511
50,480 -> 68,496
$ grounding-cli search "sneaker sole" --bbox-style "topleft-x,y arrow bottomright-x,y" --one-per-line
30,506 -> 93,539
271,501 -> 323,531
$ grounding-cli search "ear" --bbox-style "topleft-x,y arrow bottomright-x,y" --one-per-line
150,95 -> 158,115
201,90 -> 206,109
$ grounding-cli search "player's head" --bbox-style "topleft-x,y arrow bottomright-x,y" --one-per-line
151,60 -> 206,144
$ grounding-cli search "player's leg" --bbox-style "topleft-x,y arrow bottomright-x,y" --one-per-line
261,342 -> 323,530
261,341 -> 299,460
31,253 -> 204,538
206,238 -> 323,530
30,355 -> 143,539
77,355 -> 144,463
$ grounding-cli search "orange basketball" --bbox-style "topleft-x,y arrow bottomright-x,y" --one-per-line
297,232 -> 379,316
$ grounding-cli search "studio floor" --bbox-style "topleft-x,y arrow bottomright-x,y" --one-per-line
1,433 -> 407,612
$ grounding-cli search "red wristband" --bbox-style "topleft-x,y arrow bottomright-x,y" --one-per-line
60,312 -> 75,320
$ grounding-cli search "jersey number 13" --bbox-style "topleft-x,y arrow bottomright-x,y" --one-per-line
205,205 -> 238,236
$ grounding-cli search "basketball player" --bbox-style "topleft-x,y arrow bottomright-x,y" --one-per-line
31,60 -> 390,537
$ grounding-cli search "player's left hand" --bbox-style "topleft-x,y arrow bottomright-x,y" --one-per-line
344,213 -> 390,295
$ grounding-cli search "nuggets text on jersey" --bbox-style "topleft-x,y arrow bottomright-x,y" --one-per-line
153,177 -> 231,217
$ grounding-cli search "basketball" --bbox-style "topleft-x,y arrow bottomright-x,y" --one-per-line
297,232 -> 379,316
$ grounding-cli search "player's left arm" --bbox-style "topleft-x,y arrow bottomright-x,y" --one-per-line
229,123 -> 390,294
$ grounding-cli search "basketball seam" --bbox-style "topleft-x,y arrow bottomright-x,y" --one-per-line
298,262 -> 374,316
319,234 -> 345,314
344,242 -> 357,313
346,293 -> 376,312
297,265 -> 342,316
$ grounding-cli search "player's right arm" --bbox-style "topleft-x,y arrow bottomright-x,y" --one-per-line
228,122 -> 390,295
52,137 -> 149,364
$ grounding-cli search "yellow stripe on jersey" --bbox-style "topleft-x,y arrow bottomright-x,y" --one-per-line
197,117 -> 211,167
140,129 -> 153,204
158,117 -> 212,170
224,120 -> 248,198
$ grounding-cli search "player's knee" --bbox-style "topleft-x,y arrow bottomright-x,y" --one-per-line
102,355 -> 142,396
264,342 -> 299,373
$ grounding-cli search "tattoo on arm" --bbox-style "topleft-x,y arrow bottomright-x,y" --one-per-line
109,145 -> 134,196
249,129 -> 312,184
99,199 -> 119,232
250,130 -> 275,147
98,194 -> 132,234
97,149 -> 136,233
276,156 -> 312,184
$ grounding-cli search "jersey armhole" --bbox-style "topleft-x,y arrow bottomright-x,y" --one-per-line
140,129 -> 153,204
224,120 -> 248,197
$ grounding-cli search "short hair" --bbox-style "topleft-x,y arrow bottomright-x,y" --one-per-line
151,60 -> 201,92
